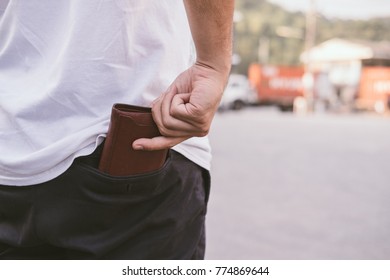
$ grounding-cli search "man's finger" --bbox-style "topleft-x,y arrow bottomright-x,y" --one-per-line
132,136 -> 189,151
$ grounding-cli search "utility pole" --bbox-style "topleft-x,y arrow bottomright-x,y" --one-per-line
258,37 -> 270,65
303,0 -> 317,112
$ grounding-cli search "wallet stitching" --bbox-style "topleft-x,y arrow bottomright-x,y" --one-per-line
103,114 -> 123,173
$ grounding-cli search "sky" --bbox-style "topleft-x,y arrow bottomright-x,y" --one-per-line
268,0 -> 390,19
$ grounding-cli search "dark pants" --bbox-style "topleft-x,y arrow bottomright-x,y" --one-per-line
0,149 -> 210,260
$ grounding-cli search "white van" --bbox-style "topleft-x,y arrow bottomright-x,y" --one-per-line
219,74 -> 257,110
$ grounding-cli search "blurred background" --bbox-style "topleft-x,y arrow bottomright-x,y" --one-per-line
206,0 -> 390,259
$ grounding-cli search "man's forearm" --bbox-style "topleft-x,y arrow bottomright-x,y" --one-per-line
133,1 -> 235,151
184,0 -> 234,74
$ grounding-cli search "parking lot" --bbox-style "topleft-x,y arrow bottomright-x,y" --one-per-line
206,107 -> 390,259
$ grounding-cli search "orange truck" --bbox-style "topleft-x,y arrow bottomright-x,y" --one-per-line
356,67 -> 390,113
248,63 -> 304,110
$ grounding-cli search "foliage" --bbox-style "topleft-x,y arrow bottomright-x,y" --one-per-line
233,0 -> 390,74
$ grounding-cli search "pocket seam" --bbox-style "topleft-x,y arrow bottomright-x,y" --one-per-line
74,152 -> 172,182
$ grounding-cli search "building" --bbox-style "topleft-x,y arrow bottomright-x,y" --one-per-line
300,38 -> 390,112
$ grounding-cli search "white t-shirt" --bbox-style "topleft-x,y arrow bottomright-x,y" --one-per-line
0,0 -> 211,186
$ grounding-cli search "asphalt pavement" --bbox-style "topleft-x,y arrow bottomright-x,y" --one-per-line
205,107 -> 390,259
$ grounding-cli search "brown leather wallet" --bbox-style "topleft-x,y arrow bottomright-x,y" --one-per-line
98,104 -> 168,176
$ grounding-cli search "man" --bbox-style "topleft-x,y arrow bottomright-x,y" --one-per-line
0,0 -> 234,259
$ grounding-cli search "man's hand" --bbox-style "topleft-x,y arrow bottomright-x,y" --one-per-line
132,62 -> 229,151
133,0 -> 234,151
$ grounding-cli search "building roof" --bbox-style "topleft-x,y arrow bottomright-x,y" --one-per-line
300,38 -> 390,63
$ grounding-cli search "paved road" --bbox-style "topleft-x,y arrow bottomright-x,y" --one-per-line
205,107 -> 390,259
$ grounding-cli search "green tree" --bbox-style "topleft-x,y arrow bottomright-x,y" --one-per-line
233,0 -> 390,75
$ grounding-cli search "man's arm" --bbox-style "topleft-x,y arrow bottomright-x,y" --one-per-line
185,0 -> 233,76
133,0 -> 234,151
